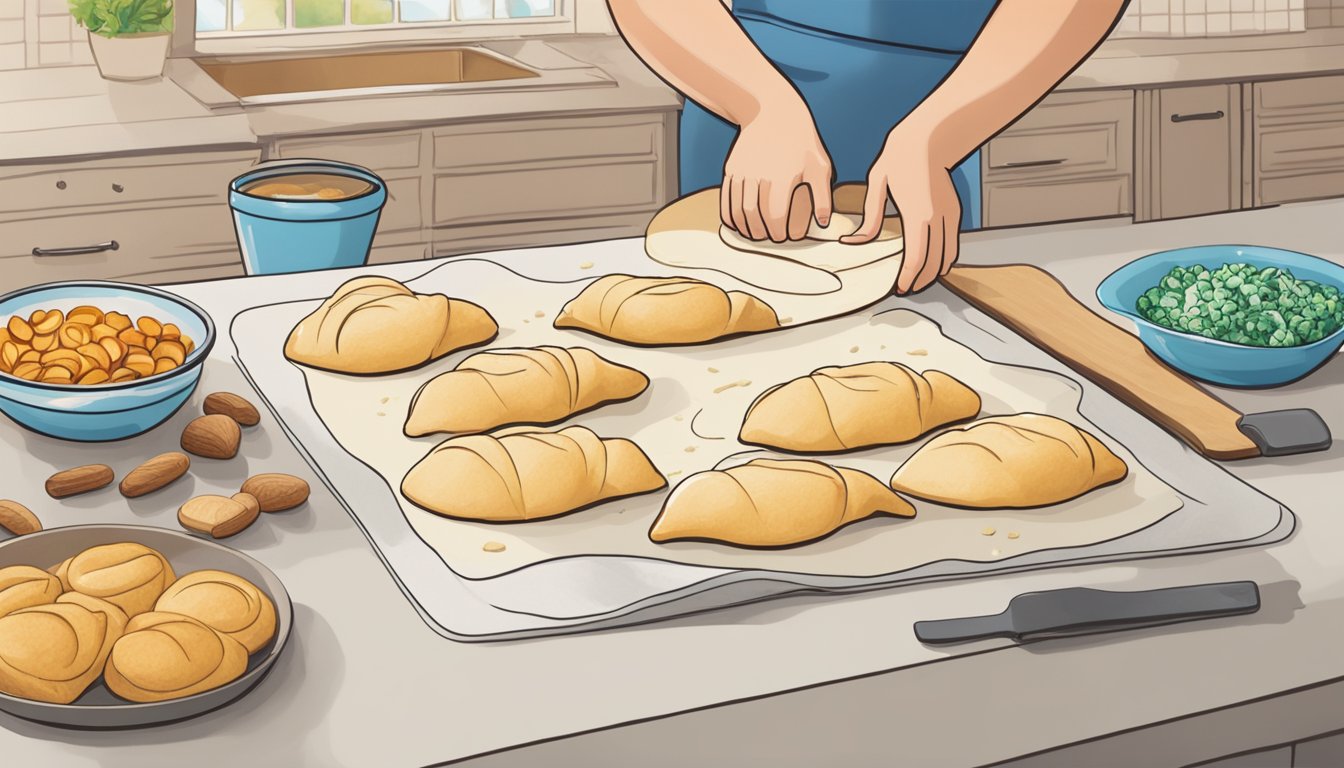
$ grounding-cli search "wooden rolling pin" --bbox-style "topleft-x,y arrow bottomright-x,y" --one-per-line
941,264 -> 1328,460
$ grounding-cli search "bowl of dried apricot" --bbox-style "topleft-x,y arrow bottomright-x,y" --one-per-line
0,281 -> 214,441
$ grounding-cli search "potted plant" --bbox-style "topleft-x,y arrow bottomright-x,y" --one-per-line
69,0 -> 173,81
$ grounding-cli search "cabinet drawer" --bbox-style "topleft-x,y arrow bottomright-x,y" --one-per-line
0,150 -> 260,219
1259,170 -> 1344,205
1155,84 -> 1240,219
1259,121 -> 1344,174
434,160 -> 659,226
982,176 -> 1131,228
1255,75 -> 1344,116
434,117 -> 659,170
984,92 -> 1133,180
272,131 -> 422,171
0,204 -> 241,287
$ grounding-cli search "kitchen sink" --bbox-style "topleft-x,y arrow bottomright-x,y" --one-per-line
197,48 -> 539,102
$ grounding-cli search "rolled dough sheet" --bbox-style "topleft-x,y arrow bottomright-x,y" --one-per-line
298,258 -> 1182,582
645,189 -> 903,301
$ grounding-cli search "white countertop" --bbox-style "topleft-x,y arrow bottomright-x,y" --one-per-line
0,199 -> 1340,766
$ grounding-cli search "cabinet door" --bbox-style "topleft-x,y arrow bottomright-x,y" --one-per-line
1253,75 -> 1344,206
1143,84 -> 1242,220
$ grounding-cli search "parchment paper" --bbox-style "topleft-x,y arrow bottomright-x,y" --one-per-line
299,258 -> 1181,580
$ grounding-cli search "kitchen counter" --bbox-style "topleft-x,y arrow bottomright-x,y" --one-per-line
0,199 -> 1341,767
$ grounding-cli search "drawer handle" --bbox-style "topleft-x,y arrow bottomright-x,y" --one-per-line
32,240 -> 120,257
1000,158 -> 1068,168
1170,110 -> 1225,123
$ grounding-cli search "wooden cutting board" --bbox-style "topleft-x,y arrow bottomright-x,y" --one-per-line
941,264 -> 1261,460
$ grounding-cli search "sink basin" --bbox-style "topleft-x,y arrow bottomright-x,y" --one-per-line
198,48 -> 538,102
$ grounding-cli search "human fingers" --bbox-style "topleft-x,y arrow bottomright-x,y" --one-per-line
940,214 -> 960,277
720,176 -> 735,230
839,177 -> 888,244
806,167 -> 833,229
728,176 -> 751,237
740,179 -> 769,241
762,179 -> 794,243
895,219 -> 930,295
910,216 -> 945,293
787,184 -> 812,241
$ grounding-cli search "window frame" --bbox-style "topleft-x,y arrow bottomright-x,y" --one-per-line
173,0 -> 575,57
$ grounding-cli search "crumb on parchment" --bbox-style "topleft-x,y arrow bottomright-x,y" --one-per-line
712,379 -> 751,394
981,527 -> 996,536
483,541 -> 506,553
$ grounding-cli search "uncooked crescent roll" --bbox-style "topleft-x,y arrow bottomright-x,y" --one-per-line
104,611 -> 249,703
890,413 -> 1129,508
553,274 -> 779,346
0,565 -> 62,618
59,542 -> 176,618
739,362 -> 981,453
156,570 -> 277,655
0,601 -> 125,703
404,346 -> 649,437
649,459 -> 915,548
401,425 -> 666,522
285,276 -> 498,374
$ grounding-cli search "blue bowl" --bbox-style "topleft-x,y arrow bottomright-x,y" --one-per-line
229,159 -> 387,276
0,282 -> 215,442
1097,245 -> 1344,388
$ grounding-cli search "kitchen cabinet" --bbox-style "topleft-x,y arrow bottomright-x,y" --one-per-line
1252,74 -> 1344,207
0,150 -> 260,287
980,90 -> 1135,228
1135,83 -> 1244,221
269,110 -> 678,262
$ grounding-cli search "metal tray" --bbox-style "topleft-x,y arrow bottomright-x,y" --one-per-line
0,525 -> 292,729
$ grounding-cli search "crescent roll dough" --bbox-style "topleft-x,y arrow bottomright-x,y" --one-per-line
0,566 -> 62,619
104,612 -> 248,703
285,276 -> 498,374
739,362 -> 981,453
649,459 -> 915,548
60,542 -> 176,618
156,570 -> 277,655
890,413 -> 1129,508
404,346 -> 649,437
554,274 -> 779,346
402,426 -> 666,522
0,601 -> 125,703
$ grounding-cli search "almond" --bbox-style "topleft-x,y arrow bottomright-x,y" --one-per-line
178,494 -> 259,538
203,391 -> 261,427
232,492 -> 260,518
45,464 -> 114,498
119,452 -> 191,498
180,414 -> 241,460
0,500 -> 40,535
239,473 -> 309,513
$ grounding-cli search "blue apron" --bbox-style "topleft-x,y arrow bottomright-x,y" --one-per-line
679,0 -> 997,231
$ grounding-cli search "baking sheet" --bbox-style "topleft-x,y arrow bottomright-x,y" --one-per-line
231,240 -> 1294,640
299,263 -> 1180,580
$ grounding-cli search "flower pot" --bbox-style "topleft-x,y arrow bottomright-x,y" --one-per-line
87,31 -> 170,81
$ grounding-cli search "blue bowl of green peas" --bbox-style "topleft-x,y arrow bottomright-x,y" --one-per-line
1097,245 -> 1344,387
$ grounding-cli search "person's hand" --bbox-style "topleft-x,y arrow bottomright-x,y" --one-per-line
722,103 -> 834,242
842,126 -> 962,295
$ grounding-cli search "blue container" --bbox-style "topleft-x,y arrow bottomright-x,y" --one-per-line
229,160 -> 387,276
0,282 -> 215,442
1097,244 -> 1344,388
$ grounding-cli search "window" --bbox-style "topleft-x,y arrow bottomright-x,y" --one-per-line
196,0 -> 557,35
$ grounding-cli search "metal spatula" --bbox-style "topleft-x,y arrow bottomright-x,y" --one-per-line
914,581 -> 1260,644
